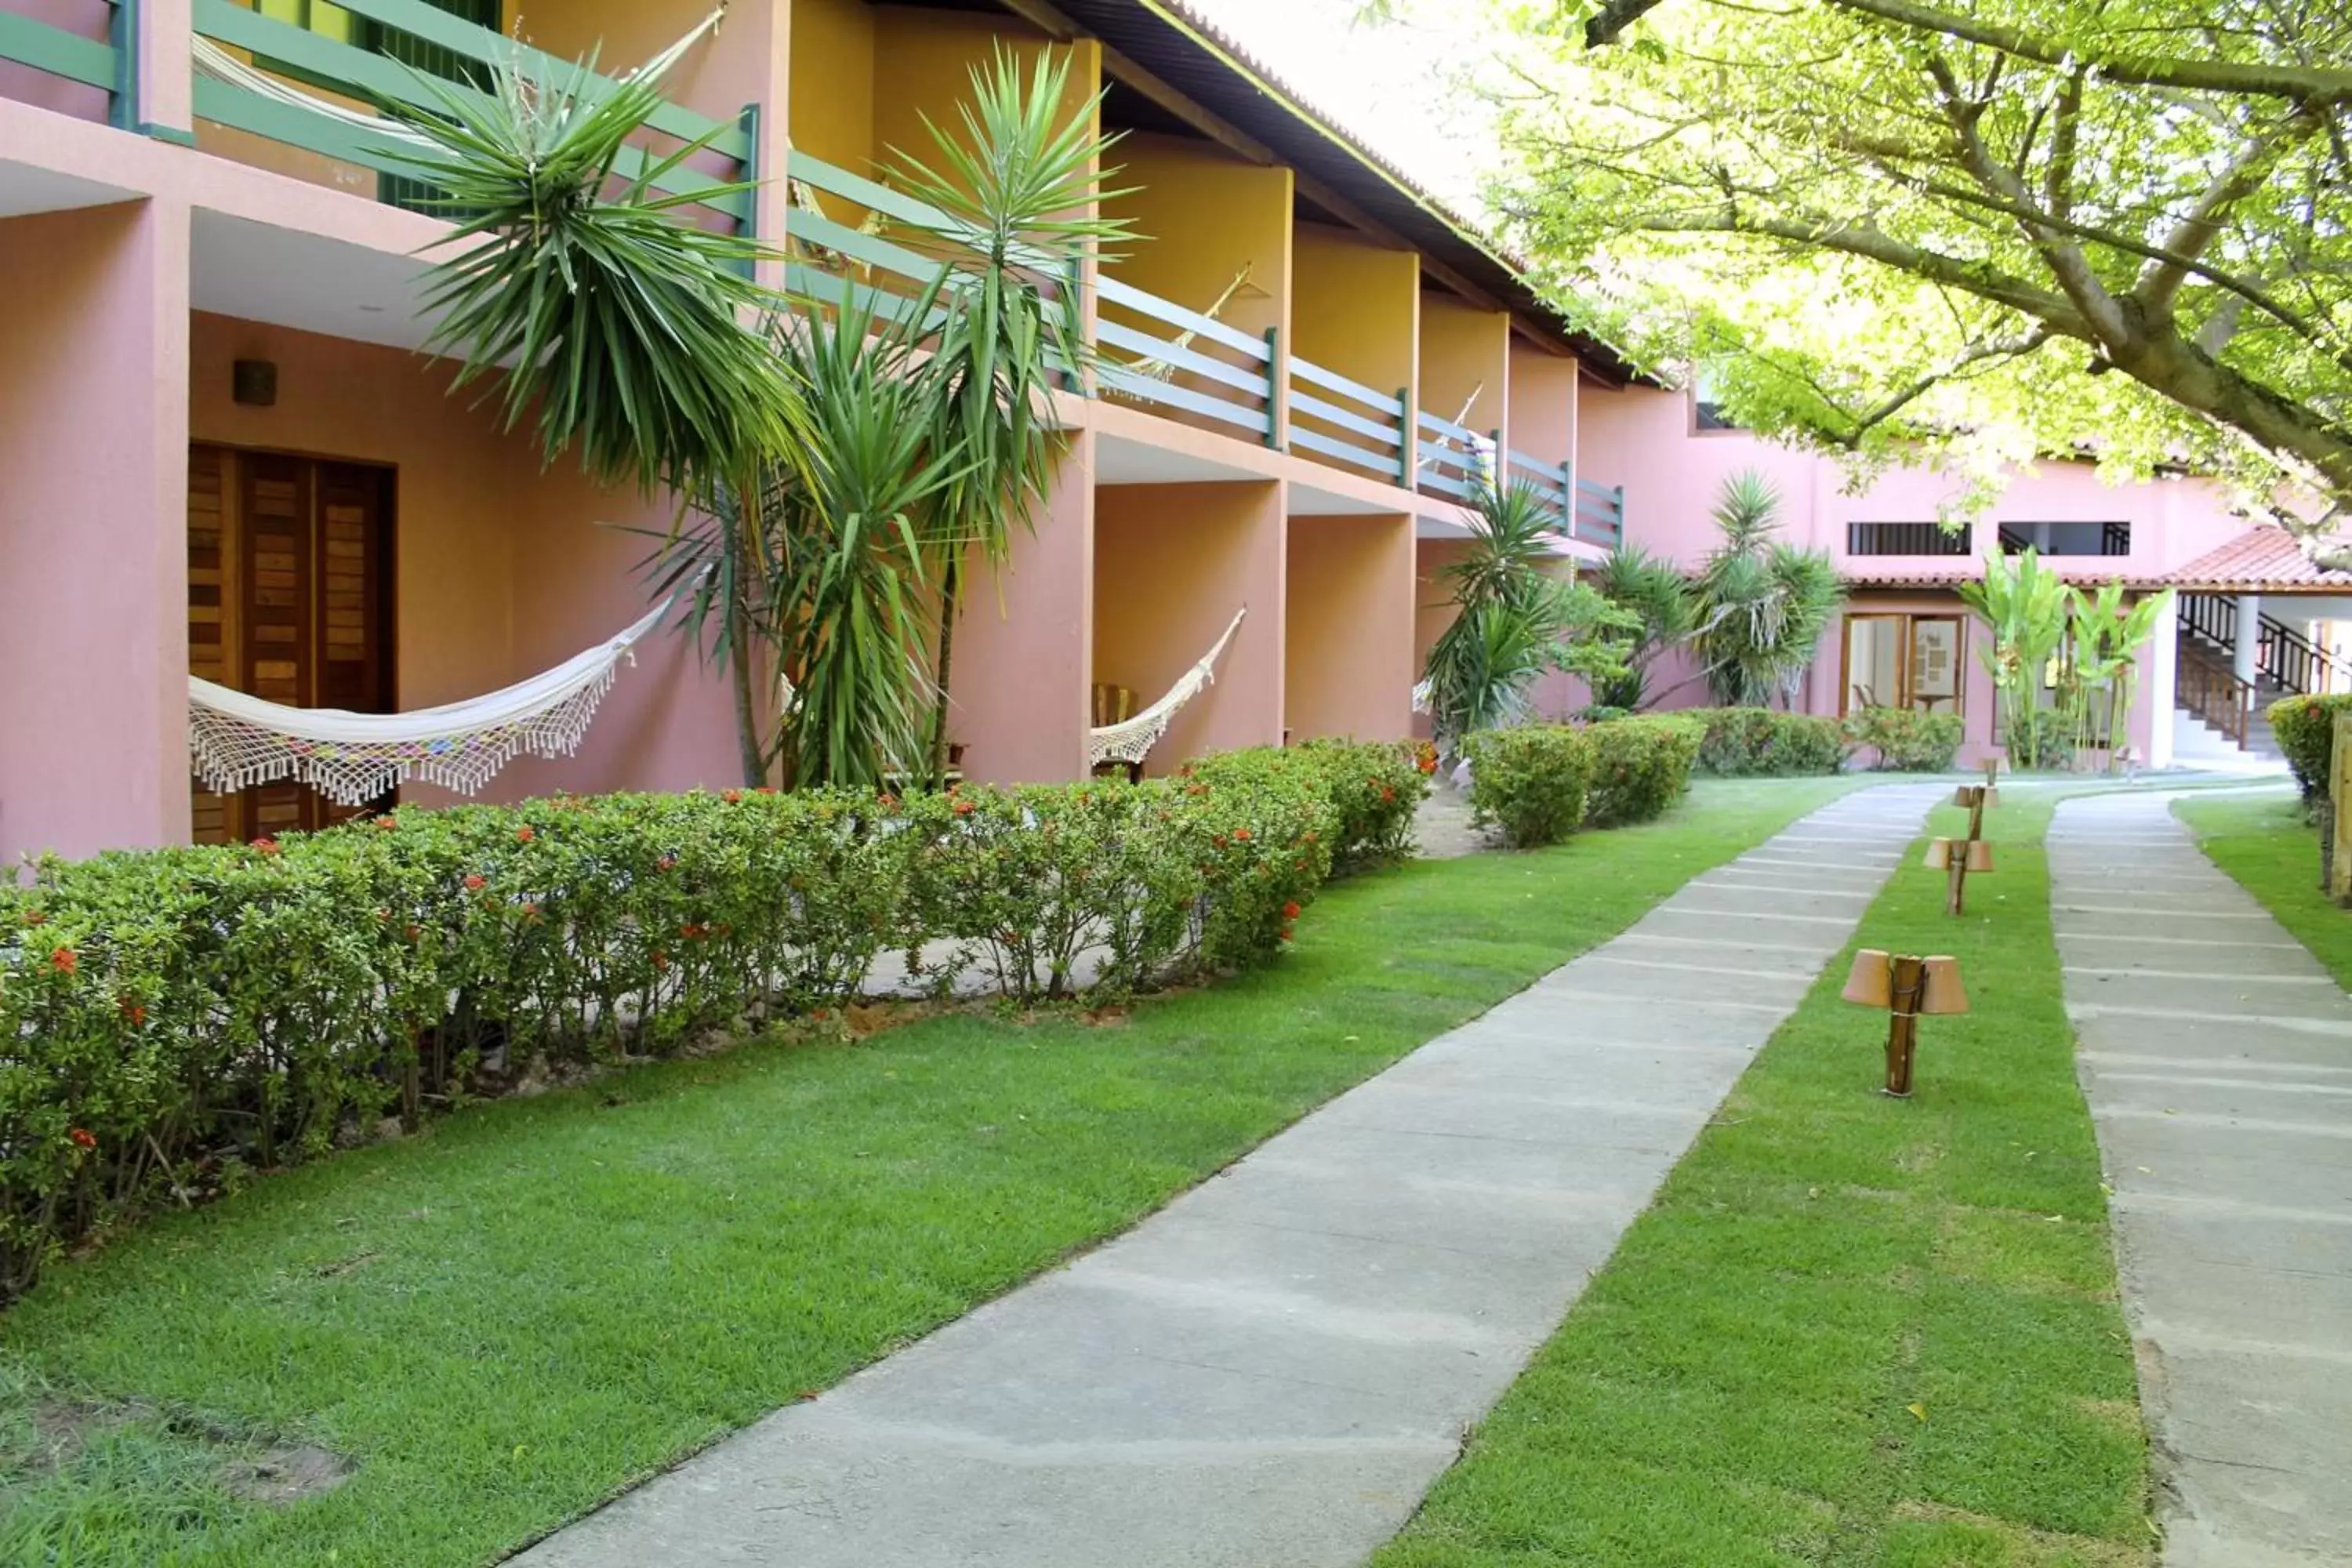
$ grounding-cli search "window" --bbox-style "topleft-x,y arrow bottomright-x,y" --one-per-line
1842,614 -> 1965,716
1998,521 -> 2130,556
1847,521 -> 1971,557
1693,365 -> 1739,431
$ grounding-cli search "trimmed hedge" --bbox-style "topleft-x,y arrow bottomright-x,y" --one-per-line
1465,716 -> 1704,848
1465,728 -> 1595,848
1679,707 -> 1849,776
1844,706 -> 1964,771
0,743 -> 1418,1301
1584,715 -> 1705,828
2271,693 -> 2352,802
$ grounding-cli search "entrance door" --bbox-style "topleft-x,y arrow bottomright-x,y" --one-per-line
188,445 -> 396,844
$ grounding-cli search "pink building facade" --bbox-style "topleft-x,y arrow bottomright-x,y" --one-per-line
0,0 -> 2302,869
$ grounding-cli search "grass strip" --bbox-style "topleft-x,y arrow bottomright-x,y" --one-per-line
1373,789 -> 2154,1568
2171,789 -> 2352,987
0,776 -> 1863,1568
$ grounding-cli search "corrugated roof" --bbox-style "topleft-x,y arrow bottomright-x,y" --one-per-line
2165,527 -> 2352,592
1004,0 -> 1647,383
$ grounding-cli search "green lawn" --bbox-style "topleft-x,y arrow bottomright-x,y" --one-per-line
0,776 -> 1864,1568
1373,789 -> 2153,1568
2172,789 -> 2352,986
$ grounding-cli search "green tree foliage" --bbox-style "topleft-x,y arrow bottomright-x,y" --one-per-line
1371,0 -> 2352,526
1691,471 -> 1842,709
1422,481 -> 1639,746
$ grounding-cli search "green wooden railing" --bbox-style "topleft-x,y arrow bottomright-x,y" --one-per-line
1096,271 -> 1276,442
187,0 -> 755,230
1288,356 -> 1406,481
0,0 -> 129,122
1415,408 -> 1491,502
1573,474 -> 1624,548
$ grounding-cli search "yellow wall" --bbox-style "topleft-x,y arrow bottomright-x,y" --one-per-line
1291,223 -> 1417,394
787,0 -> 876,175
1094,481 -> 1285,768
869,7 -> 1097,183
1418,289 -> 1510,446
1508,342 -> 1578,468
1286,514 -> 1414,742
1104,133 -> 1292,345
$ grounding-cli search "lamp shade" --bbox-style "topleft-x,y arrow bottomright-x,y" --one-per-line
1842,949 -> 1893,1007
1922,837 -> 1953,869
1922,955 -> 1970,1014
1965,839 -> 1994,873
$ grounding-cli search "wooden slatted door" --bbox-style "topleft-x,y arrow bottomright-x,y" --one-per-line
188,445 -> 394,844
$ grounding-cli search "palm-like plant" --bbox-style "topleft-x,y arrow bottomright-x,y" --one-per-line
1423,481 -> 1635,746
2062,581 -> 2172,768
891,47 -> 1134,788
1959,546 -> 2070,768
1588,543 -> 1697,710
384,49 -> 807,786
1691,471 -> 1841,709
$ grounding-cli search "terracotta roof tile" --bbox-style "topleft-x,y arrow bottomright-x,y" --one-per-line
2164,527 -> 2352,591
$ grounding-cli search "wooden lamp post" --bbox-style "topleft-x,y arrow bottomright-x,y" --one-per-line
1842,949 -> 1969,1096
1927,781 -> 1997,915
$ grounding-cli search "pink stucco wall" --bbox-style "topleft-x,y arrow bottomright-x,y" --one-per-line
1287,513 -> 1414,742
186,314 -> 743,808
0,201 -> 191,866
948,436 -> 1098,784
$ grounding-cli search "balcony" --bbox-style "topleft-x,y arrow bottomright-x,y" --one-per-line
0,0 -> 126,125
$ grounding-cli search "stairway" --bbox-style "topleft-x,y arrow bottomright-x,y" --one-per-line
2173,597 -> 2307,760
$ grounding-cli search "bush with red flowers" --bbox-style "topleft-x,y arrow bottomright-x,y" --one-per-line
0,742 -> 1397,1299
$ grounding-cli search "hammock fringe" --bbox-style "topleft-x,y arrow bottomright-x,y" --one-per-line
1087,608 -> 1246,768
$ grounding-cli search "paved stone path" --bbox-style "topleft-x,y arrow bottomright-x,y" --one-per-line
2049,793 -> 2352,1568
515,786 -> 1938,1568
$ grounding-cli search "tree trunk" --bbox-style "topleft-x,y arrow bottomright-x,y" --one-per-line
729,476 -> 768,789
928,555 -> 962,793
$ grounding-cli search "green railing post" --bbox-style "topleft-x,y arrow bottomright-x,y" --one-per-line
733,100 -> 760,278
1263,325 -> 1287,451
1395,387 -> 1414,486
109,0 -> 139,131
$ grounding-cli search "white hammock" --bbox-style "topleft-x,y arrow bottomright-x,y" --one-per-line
187,602 -> 670,805
1089,609 -> 1247,769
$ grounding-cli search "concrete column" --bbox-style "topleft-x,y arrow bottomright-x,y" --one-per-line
2140,608 -> 2177,769
949,432 -> 1097,784
2234,593 -> 2263,684
0,198 -> 191,865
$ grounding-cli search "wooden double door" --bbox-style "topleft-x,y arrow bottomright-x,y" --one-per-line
187,445 -> 396,844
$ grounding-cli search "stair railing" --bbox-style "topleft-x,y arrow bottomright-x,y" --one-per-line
2176,642 -> 2253,746
2178,593 -> 2352,697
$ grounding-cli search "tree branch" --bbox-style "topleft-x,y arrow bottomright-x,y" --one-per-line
2134,123 -> 2308,321
1824,0 -> 2352,105
1837,328 -> 2054,443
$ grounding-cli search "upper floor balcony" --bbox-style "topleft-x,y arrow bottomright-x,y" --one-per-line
0,0 -> 1624,547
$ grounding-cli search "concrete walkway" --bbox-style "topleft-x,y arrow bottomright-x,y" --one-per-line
2049,793 -> 2352,1567
514,786 -> 1938,1568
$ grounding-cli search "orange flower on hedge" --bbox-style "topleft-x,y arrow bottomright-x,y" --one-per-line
463,874 -> 486,891
118,996 -> 146,1027
1233,827 -> 1252,842
405,924 -> 423,942
1279,928 -> 1294,942
952,799 -> 975,816
877,793 -> 898,810
22,909 -> 44,927
514,826 -> 535,844
656,855 -> 677,872
375,815 -> 399,830
1380,786 -> 1396,803
756,786 -> 779,795
652,949 -> 670,971
722,789 -> 744,804
251,836 -> 281,856
49,947 -> 75,975
69,1128 -> 96,1150
1283,902 -> 1301,920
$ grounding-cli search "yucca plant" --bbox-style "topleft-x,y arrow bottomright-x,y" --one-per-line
890,46 -> 1135,789
1422,481 -> 1635,746
1691,471 -> 1842,709
1958,546 -> 2071,768
383,47 -> 808,786
1589,543 -> 1698,710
